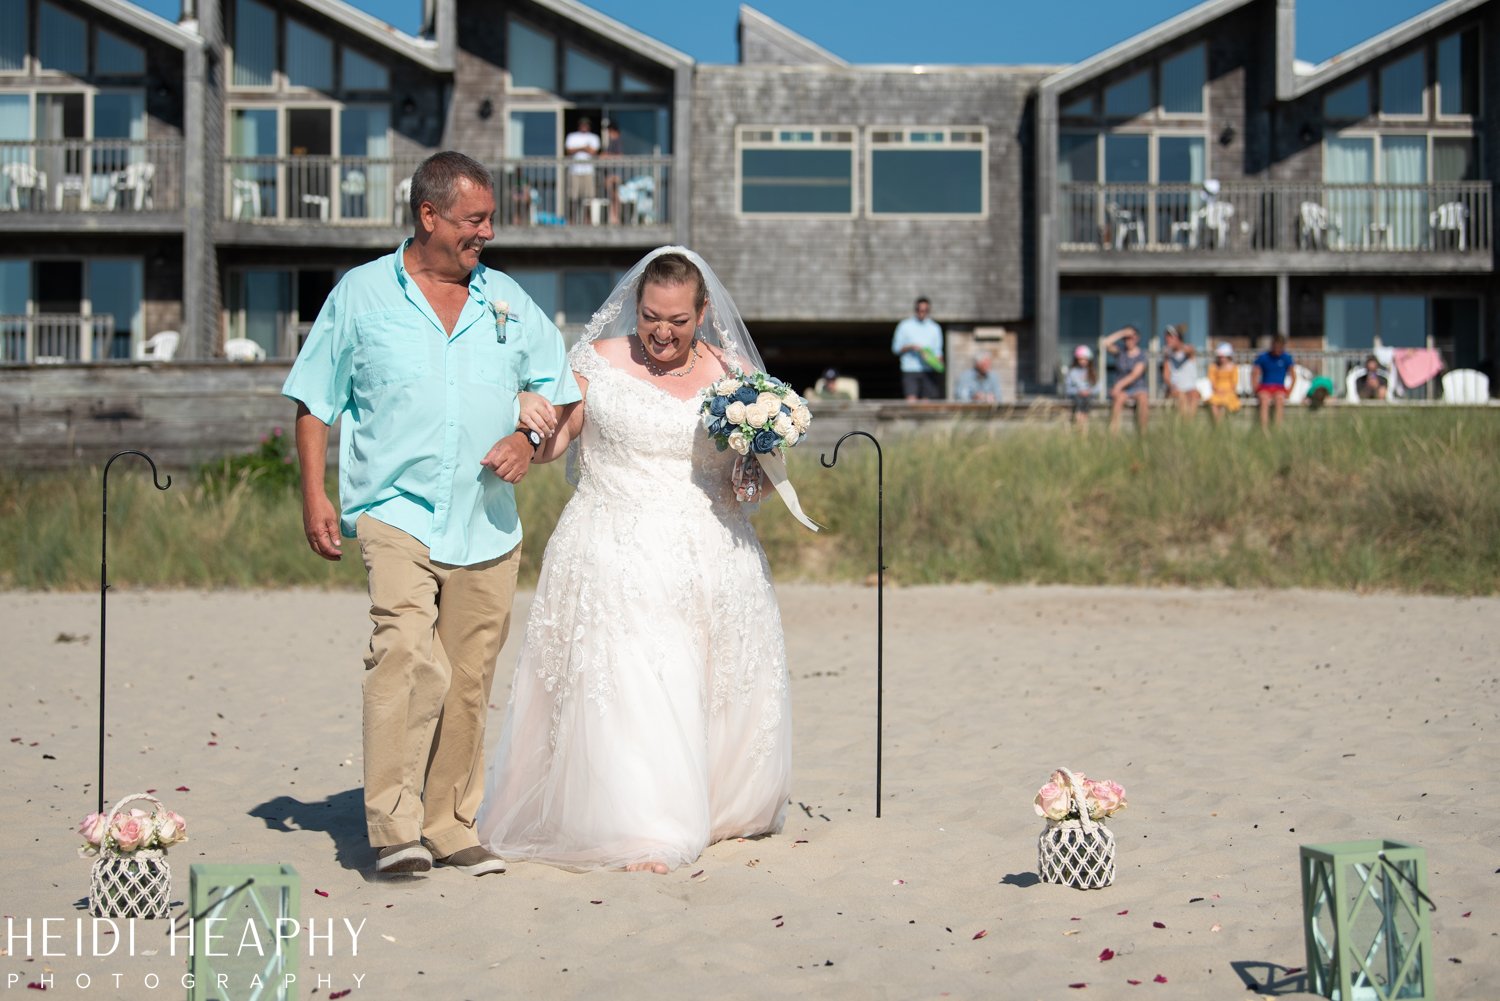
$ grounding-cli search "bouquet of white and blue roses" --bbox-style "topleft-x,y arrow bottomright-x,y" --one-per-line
699,370 -> 813,456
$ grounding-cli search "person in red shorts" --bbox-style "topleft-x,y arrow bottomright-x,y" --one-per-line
1251,333 -> 1296,432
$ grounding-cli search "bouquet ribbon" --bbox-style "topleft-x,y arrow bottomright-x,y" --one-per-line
756,451 -> 820,532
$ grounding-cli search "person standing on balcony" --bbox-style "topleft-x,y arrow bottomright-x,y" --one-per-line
564,117 -> 601,224
1252,333 -> 1296,431
1104,325 -> 1149,434
892,296 -> 944,400
600,121 -> 624,224
282,151 -> 582,878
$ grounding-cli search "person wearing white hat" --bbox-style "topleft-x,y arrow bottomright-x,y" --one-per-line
1207,342 -> 1241,423
1064,343 -> 1097,428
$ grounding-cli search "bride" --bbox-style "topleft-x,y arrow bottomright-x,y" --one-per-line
476,247 -> 794,873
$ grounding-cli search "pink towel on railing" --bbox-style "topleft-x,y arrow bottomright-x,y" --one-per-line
1394,348 -> 1444,389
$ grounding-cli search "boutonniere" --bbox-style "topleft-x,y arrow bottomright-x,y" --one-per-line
491,300 -> 514,343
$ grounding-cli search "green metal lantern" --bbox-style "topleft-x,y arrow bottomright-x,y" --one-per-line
1299,840 -> 1434,1001
188,864 -> 301,1001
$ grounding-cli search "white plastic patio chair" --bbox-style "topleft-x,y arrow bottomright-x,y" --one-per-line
137,330 -> 179,361
1429,202 -> 1468,251
1440,369 -> 1489,404
223,337 -> 266,362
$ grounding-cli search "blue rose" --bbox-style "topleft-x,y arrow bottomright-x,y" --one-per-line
709,417 -> 729,437
734,385 -> 759,405
780,403 -> 792,415
708,395 -> 729,418
751,429 -> 779,454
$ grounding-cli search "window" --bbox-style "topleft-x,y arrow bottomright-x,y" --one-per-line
1324,78 -> 1370,119
0,0 -> 24,72
286,19 -> 333,91
0,258 -> 142,360
620,71 -> 655,94
1060,293 -> 1210,361
508,109 -> 558,157
1437,29 -> 1479,117
1160,45 -> 1205,115
564,47 -> 611,94
1325,294 -> 1426,349
1103,134 -> 1148,181
233,0 -> 276,87
38,2 -> 86,75
95,29 -> 145,76
341,48 -> 389,92
868,127 -> 985,217
1104,70 -> 1151,118
509,269 -> 619,326
738,127 -> 854,216
1434,136 -> 1477,181
508,20 -> 555,90
1379,51 -> 1425,117
1061,95 -> 1095,118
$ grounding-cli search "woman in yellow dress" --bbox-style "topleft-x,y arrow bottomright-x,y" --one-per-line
1208,342 -> 1241,424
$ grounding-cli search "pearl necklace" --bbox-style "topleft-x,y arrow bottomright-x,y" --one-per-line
636,333 -> 698,378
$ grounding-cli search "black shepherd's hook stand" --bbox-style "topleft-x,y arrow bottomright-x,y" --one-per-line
98,450 -> 171,814
820,431 -> 885,818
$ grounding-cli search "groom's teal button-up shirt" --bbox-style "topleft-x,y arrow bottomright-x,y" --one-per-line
282,241 -> 582,566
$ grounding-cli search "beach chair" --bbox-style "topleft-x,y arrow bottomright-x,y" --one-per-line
223,337 -> 266,362
137,330 -> 179,361
1440,369 -> 1489,404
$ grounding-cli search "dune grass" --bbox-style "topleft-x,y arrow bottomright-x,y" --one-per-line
4,409 -> 1497,594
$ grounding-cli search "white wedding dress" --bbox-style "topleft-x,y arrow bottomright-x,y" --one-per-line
477,342 -> 792,871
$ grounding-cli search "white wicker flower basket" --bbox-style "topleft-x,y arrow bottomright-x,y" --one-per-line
88,794 -> 171,919
1037,768 -> 1117,890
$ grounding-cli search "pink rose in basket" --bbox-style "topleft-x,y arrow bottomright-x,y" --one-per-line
1085,779 -> 1127,820
77,812 -> 107,848
111,814 -> 147,853
1034,781 -> 1073,822
154,812 -> 188,847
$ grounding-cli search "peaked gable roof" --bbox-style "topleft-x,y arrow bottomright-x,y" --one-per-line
95,0 -> 203,50
1290,0 -> 1488,95
738,5 -> 847,66
526,0 -> 693,70
285,0 -> 445,71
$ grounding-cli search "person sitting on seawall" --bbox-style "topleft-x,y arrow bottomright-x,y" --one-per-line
1251,333 -> 1296,432
1064,345 -> 1096,429
1161,324 -> 1200,418
807,367 -> 857,401
1207,342 -> 1241,425
954,351 -> 1001,404
1104,325 -> 1149,434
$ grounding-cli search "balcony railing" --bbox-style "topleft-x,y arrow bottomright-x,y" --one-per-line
222,155 -> 673,229
1,314 -> 119,363
0,140 -> 184,214
1059,181 -> 1492,256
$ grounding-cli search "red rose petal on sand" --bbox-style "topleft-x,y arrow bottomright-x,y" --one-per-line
314,889 -> 329,897
26,984 -> 47,992
1117,909 -> 1129,916
1286,968 -> 1302,975
973,930 -> 988,940
1127,980 -> 1142,986
1152,921 -> 1166,929
1462,911 -> 1472,918
175,785 -> 190,792
1098,948 -> 1115,961
207,741 -> 217,746
329,991 -> 351,1000
1153,974 -> 1168,983
590,900 -> 603,905
1068,983 -> 1087,989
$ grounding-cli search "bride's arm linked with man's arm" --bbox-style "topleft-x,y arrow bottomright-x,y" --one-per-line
524,378 -> 588,464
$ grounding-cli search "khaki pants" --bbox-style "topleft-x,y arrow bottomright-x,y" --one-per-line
356,514 -> 520,856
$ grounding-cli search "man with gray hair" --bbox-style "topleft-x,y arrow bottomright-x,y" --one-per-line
284,151 -> 581,877
954,350 -> 1001,404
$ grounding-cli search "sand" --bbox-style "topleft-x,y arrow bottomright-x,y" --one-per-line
2,584 -> 1496,999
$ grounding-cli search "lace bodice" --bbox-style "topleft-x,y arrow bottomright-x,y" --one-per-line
568,342 -> 740,511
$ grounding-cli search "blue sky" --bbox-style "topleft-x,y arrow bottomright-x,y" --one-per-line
132,0 -> 1439,65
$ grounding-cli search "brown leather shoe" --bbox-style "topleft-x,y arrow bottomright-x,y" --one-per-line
432,846 -> 506,876
375,841 -> 432,874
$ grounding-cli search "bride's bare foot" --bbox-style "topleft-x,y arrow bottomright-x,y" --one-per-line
624,861 -> 670,875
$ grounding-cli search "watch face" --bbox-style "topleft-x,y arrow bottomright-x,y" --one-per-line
525,429 -> 543,447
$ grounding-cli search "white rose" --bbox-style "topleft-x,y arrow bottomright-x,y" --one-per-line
744,403 -> 770,427
756,391 -> 781,410
728,431 -> 750,455
716,378 -> 740,396
495,299 -> 509,316
725,401 -> 747,425
784,427 -> 800,446
792,406 -> 812,432
773,414 -> 793,437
